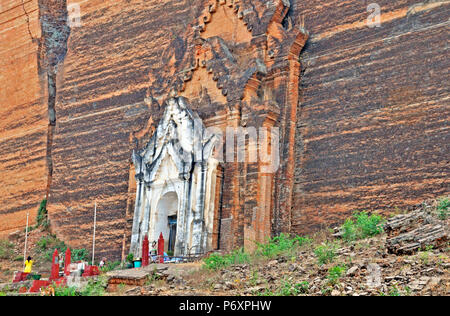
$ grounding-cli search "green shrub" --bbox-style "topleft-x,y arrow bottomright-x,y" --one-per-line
54,285 -> 79,296
255,233 -> 312,259
39,236 -> 67,262
203,248 -> 251,270
388,285 -> 401,296
356,212 -> 385,237
341,211 -> 385,242
53,276 -> 107,296
275,280 -> 310,296
37,235 -> 66,251
314,242 -> 338,265
277,280 -> 298,296
35,199 -> 49,229
79,277 -> 107,296
294,281 -> 309,294
36,235 -> 87,263
100,261 -> 122,273
379,284 -> 403,296
258,288 -> 275,296
327,264 -> 347,285
126,253 -> 134,263
437,197 -> 449,220
36,235 -> 52,251
203,253 -> 227,270
71,248 -> 88,262
341,218 -> 357,241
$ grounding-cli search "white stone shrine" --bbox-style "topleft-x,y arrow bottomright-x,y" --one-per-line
130,97 -> 220,257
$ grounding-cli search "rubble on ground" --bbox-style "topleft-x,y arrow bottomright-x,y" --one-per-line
96,232 -> 448,296
1,200 -> 448,296
385,201 -> 449,255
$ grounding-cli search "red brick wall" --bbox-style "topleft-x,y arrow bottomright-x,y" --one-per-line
291,0 -> 449,233
46,0 -> 198,259
0,0 -> 48,236
1,0 -> 448,260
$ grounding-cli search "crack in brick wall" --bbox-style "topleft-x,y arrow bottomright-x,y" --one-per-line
37,0 -> 70,199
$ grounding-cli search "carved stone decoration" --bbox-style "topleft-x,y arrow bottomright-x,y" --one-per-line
128,0 -> 308,255
130,97 -> 220,257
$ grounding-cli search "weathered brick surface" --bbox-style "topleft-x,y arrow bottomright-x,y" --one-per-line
47,0 -> 308,258
291,0 -> 450,233
0,0 -> 47,236
47,0 -> 193,258
1,0 -> 448,260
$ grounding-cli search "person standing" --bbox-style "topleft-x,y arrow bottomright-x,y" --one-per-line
99,257 -> 107,268
24,256 -> 33,273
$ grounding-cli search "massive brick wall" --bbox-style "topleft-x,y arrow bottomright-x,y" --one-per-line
290,0 -> 450,233
47,0 -> 200,259
1,0 -> 448,259
0,0 -> 47,236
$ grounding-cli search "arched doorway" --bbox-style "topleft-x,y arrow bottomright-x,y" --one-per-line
130,97 -> 221,257
155,191 -> 178,254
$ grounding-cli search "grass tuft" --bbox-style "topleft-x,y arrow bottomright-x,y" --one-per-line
255,233 -> 312,259
340,211 -> 385,242
314,241 -> 339,265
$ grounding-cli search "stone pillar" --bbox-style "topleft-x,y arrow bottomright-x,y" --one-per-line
241,103 -> 279,250
192,161 -> 207,254
177,172 -> 190,257
130,174 -> 144,256
212,165 -> 224,250
137,181 -> 152,257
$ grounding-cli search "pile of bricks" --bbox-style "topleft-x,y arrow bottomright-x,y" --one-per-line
385,203 -> 448,255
